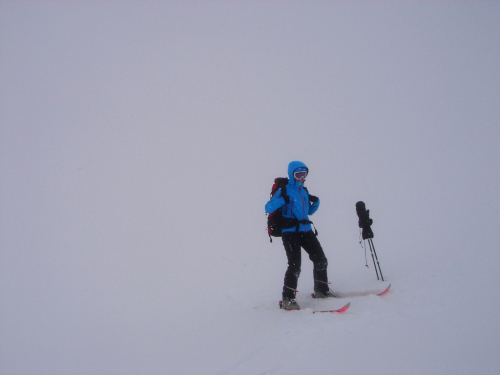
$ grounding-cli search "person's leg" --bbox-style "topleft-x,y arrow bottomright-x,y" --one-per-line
301,231 -> 329,294
281,232 -> 302,299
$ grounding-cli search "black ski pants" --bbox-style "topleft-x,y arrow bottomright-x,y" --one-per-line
281,230 -> 329,299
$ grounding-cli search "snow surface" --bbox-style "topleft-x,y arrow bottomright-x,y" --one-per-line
1,2 -> 499,374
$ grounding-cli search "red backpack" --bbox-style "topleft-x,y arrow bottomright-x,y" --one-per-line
266,177 -> 289,242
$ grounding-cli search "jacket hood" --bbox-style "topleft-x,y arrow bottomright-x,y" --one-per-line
288,161 -> 309,181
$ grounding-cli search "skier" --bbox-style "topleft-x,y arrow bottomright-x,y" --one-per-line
265,161 -> 335,310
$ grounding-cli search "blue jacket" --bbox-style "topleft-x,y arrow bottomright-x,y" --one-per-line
265,161 -> 320,233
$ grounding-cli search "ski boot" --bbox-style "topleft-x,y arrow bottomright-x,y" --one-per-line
280,297 -> 300,310
313,290 -> 338,299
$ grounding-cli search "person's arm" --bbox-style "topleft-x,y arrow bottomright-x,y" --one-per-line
308,195 -> 320,215
265,188 -> 286,214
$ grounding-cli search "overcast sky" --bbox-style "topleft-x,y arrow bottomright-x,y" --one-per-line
1,1 -> 499,374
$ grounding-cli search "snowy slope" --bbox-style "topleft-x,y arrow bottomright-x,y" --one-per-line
1,2 -> 499,375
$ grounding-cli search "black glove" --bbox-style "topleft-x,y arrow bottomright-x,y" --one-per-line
361,225 -> 374,240
358,217 -> 374,240
355,201 -> 374,239
309,195 -> 319,203
358,218 -> 373,228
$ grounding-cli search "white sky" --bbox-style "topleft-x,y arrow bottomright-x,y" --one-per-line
1,2 -> 499,374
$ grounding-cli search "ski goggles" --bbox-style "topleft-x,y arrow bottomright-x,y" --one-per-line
293,170 -> 308,180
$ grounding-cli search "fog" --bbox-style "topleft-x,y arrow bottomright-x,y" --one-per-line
1,2 -> 499,374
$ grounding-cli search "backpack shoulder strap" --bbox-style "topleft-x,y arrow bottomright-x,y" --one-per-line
276,177 -> 288,198
281,183 -> 287,198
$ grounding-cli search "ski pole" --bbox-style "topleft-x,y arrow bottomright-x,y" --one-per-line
368,238 -> 384,281
356,201 -> 385,282
366,239 -> 380,280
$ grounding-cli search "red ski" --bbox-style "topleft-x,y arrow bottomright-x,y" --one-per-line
376,283 -> 391,296
312,302 -> 351,314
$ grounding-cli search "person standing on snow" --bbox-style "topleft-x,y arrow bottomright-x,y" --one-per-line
265,161 -> 335,310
